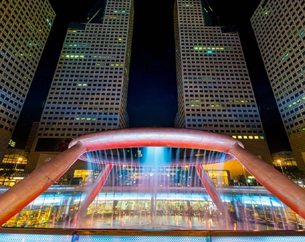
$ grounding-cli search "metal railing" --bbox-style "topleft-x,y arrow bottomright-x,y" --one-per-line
0,228 -> 305,242
0,185 -> 274,195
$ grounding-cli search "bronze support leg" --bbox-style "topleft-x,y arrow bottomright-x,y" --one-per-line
73,164 -> 113,226
195,164 -> 232,226
0,142 -> 86,225
229,143 -> 305,219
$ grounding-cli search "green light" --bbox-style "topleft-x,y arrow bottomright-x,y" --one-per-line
46,18 -> 52,27
281,53 -> 289,61
207,50 -> 213,54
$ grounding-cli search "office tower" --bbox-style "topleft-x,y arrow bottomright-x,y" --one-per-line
26,0 -> 134,172
0,0 -> 55,162
251,0 -> 305,169
174,0 -> 272,163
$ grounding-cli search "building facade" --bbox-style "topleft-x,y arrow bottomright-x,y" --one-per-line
272,151 -> 298,168
26,0 -> 134,173
251,0 -> 305,170
174,0 -> 272,163
0,0 -> 55,162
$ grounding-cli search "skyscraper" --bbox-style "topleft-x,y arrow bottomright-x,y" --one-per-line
251,0 -> 305,169
0,0 -> 55,162
26,0 -> 134,172
174,0 -> 272,163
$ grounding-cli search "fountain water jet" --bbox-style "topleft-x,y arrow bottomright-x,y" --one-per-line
1,127 -> 305,227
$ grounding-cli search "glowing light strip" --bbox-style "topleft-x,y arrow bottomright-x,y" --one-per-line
87,8 -> 102,23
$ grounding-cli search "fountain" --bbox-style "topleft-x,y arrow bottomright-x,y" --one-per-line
1,127 -> 305,230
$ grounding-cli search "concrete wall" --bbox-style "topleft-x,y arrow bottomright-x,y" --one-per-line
0,130 -> 11,163
289,132 -> 305,171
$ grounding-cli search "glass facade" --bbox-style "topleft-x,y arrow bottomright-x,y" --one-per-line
1,185 -> 304,230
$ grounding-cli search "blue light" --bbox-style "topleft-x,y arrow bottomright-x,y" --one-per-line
142,147 -> 172,165
207,50 -> 213,54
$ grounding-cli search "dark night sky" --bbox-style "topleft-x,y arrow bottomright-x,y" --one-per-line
12,0 -> 291,154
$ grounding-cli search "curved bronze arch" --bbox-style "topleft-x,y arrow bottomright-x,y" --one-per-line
68,127 -> 244,153
0,127 -> 305,226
